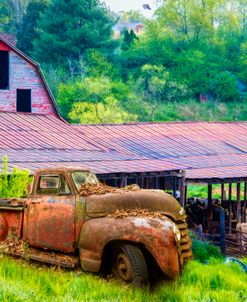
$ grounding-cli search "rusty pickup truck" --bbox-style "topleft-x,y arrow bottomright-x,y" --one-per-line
0,168 -> 192,287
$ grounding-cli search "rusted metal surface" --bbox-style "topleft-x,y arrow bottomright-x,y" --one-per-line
86,190 -> 184,222
0,209 -> 23,240
23,201 -> 75,253
3,110 -> 247,181
79,216 -> 180,277
0,168 -> 192,281
0,240 -> 79,268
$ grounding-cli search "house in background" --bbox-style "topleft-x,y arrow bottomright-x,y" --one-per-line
113,22 -> 144,38
0,36 -> 59,116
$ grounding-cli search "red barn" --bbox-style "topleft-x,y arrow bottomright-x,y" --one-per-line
0,36 -> 59,116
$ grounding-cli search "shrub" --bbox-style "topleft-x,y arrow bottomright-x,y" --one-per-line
0,155 -> 30,198
191,233 -> 223,263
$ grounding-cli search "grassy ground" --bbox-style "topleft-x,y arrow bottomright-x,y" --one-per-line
0,244 -> 246,302
187,183 -> 247,200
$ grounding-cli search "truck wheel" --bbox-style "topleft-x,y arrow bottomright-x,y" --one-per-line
111,244 -> 149,287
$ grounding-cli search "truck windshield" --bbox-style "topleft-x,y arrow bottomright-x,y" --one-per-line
72,171 -> 98,191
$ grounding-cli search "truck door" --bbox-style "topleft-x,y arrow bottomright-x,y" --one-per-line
25,173 -> 75,253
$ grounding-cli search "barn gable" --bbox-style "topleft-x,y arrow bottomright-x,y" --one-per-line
0,37 -> 60,117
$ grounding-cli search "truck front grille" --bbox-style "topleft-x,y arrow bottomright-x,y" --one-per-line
176,220 -> 193,266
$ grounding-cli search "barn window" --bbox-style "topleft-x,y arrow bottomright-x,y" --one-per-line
0,51 -> 9,89
16,89 -> 31,112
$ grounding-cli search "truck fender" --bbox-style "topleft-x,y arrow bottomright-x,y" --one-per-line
79,216 -> 180,278
0,215 -> 8,241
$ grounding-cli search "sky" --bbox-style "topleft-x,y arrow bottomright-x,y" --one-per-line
103,0 -> 158,17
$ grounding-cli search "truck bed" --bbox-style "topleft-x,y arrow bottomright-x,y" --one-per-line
0,198 -> 26,210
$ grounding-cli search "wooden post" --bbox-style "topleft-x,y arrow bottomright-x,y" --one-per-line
229,183 -> 232,233
208,184 -> 213,231
120,177 -> 127,188
221,183 -> 225,201
172,177 -> 177,197
219,208 -> 226,255
179,175 -> 186,207
244,182 -> 247,223
155,177 -> 159,189
185,185 -> 188,207
141,177 -> 144,189
237,182 -> 241,223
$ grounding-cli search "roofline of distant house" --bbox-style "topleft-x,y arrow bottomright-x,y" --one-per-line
0,36 -> 64,121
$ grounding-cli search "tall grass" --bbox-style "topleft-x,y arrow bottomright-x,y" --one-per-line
0,252 -> 246,302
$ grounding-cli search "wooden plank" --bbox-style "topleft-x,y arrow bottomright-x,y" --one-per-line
237,182 -> 241,223
244,182 -> 247,223
179,175 -> 186,207
221,183 -> 225,201
229,183 -> 232,232
208,184 -> 213,231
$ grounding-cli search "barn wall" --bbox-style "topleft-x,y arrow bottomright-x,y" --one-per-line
0,43 -> 56,115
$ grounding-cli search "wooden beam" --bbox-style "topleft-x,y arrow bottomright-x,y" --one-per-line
179,175 -> 186,207
185,185 -> 188,207
172,177 -> 177,197
208,184 -> 213,231
155,177 -> 159,189
221,183 -> 225,201
236,182 -> 241,223
229,183 -> 232,232
244,182 -> 247,223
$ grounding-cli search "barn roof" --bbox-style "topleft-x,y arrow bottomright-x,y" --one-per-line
0,112 -> 180,176
0,36 -> 61,118
73,122 -> 247,182
1,111 -> 247,182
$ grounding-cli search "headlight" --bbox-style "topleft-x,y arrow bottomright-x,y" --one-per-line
179,207 -> 186,216
172,223 -> 181,243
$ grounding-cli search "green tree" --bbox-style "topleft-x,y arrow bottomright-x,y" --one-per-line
0,1 -> 12,33
137,64 -> 168,121
0,0 -> 31,34
33,0 -> 115,67
121,29 -> 138,51
211,72 -> 240,102
69,96 -> 137,124
16,0 -> 48,55
84,49 -> 115,78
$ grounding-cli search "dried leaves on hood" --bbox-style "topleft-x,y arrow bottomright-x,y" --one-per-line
79,183 -> 140,196
108,208 -> 164,219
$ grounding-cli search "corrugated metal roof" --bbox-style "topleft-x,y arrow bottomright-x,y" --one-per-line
1,111 -> 247,180
74,122 -> 247,180
0,112 -> 173,175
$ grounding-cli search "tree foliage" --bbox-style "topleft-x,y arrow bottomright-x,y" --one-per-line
32,0 -> 115,66
1,0 -> 247,123
0,155 -> 30,198
16,0 -> 48,55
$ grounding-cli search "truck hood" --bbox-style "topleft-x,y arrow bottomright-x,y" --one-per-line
85,190 -> 185,221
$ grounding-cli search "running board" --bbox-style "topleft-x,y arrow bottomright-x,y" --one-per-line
0,240 -> 79,269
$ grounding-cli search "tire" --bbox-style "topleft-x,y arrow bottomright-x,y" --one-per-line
111,244 -> 149,287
